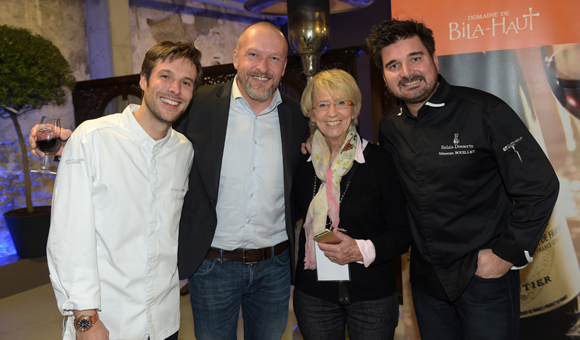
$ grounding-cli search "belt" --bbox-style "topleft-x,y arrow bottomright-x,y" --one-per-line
204,241 -> 289,265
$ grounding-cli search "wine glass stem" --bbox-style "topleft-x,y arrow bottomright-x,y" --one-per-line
43,155 -> 49,169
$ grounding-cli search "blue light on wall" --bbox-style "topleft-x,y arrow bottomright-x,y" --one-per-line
0,140 -> 19,260
0,139 -> 56,266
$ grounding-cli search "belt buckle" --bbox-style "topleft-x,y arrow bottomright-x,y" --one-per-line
242,249 -> 258,265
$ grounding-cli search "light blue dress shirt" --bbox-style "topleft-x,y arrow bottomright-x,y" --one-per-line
211,78 -> 287,250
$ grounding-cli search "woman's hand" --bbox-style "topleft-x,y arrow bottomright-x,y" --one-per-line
317,228 -> 363,265
300,134 -> 314,155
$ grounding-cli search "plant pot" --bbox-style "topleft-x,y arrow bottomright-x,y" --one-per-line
4,206 -> 51,259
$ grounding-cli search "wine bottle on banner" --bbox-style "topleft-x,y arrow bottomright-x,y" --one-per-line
440,48 -> 580,339
519,204 -> 580,340
518,44 -> 580,340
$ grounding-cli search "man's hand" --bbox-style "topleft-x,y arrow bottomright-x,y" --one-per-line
317,229 -> 363,265
301,134 -> 314,155
475,249 -> 513,279
29,124 -> 72,157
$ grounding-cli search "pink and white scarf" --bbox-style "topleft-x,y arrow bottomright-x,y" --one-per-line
303,125 -> 357,269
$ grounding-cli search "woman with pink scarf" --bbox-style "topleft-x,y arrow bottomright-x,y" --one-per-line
292,69 -> 411,340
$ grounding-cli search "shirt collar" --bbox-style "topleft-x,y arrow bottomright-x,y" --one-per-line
399,74 -> 449,118
424,74 -> 449,107
123,104 -> 172,148
231,75 -> 283,115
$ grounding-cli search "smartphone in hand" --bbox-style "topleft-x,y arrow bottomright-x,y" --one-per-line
314,229 -> 341,244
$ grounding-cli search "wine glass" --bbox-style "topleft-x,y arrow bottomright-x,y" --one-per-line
31,116 -> 61,175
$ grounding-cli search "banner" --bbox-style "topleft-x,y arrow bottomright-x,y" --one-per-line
391,0 -> 580,56
391,1 -> 580,339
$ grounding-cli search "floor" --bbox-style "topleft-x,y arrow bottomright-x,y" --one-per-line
0,262 -> 406,340
3,199 -> 579,340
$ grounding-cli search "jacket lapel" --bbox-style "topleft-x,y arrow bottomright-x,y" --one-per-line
209,81 -> 232,197
278,100 -> 293,193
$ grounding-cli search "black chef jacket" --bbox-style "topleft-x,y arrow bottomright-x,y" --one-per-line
379,75 -> 559,301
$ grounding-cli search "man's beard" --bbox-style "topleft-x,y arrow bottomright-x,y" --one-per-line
239,71 -> 278,101
392,75 -> 438,104
144,92 -> 184,125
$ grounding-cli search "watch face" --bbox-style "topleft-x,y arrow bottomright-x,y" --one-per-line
77,318 -> 91,331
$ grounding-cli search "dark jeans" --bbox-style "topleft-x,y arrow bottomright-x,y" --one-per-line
188,248 -> 291,340
412,269 -> 520,340
293,288 -> 399,340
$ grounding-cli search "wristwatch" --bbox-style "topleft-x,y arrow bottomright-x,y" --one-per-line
74,313 -> 99,332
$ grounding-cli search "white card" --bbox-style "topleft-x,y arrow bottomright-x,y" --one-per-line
315,244 -> 350,281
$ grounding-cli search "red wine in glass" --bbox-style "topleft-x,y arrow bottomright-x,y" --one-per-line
31,116 -> 61,175
37,139 -> 61,154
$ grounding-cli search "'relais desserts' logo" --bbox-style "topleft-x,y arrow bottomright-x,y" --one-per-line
439,133 -> 475,156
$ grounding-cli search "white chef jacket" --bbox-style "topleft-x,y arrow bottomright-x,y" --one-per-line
47,104 -> 193,340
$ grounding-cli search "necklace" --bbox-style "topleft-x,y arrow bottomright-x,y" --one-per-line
312,175 -> 351,202
312,175 -> 351,228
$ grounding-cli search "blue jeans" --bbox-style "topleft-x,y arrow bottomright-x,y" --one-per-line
293,289 -> 399,340
412,269 -> 520,340
188,248 -> 291,340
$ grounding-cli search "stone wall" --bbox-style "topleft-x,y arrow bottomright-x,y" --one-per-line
0,0 -> 279,258
0,0 -> 88,258
129,0 -> 278,71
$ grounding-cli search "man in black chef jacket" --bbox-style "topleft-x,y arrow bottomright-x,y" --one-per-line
366,18 -> 559,340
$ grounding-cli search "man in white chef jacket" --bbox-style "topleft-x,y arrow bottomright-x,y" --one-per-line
36,41 -> 202,340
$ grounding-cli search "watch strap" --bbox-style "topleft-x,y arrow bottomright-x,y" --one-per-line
74,313 -> 99,332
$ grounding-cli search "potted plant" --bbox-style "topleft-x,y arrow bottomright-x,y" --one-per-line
0,25 -> 75,258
